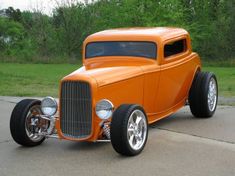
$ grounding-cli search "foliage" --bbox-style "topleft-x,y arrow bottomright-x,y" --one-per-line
0,17 -> 36,61
0,0 -> 234,63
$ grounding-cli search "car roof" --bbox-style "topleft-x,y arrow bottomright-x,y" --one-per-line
84,27 -> 189,44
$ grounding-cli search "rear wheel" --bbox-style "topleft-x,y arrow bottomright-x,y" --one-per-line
10,99 -> 47,147
189,72 -> 218,118
110,104 -> 148,156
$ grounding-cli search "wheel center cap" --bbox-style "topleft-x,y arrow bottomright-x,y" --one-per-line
133,125 -> 138,135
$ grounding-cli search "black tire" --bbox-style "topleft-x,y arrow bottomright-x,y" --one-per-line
189,72 -> 218,118
110,104 -> 148,156
10,99 -> 45,147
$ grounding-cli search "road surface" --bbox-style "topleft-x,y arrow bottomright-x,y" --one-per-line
0,97 -> 234,176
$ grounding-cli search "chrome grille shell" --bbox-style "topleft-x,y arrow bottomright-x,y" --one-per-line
60,81 -> 92,139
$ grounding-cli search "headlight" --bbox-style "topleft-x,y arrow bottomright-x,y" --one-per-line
41,97 -> 57,116
96,99 -> 114,120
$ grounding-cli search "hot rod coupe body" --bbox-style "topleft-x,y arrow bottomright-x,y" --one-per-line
10,27 -> 218,156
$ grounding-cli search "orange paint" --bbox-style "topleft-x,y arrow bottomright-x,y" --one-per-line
56,27 -> 201,141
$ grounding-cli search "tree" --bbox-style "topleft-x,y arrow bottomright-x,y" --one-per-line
0,0 -> 234,63
5,7 -> 22,22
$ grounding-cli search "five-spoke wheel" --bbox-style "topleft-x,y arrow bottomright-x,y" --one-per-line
127,109 -> 147,151
110,104 -> 148,156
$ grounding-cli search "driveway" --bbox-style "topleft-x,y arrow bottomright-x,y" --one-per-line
0,97 -> 234,176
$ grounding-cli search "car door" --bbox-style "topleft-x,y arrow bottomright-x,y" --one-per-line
156,36 -> 194,113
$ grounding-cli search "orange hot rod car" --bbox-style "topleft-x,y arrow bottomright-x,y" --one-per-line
10,27 -> 218,156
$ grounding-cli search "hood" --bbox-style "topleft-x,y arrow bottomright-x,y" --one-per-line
64,66 -> 143,87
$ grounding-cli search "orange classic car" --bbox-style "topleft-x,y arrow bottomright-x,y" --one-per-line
10,27 -> 218,156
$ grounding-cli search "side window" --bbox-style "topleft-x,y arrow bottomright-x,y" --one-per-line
164,39 -> 187,58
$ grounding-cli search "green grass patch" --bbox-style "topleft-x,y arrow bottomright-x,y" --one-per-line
0,63 -> 79,97
203,67 -> 235,97
0,63 -> 234,97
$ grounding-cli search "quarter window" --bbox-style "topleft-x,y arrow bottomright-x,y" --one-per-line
164,39 -> 187,58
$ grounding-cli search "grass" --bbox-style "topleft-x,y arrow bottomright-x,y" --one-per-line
0,63 -> 79,97
203,67 -> 235,97
0,63 -> 234,97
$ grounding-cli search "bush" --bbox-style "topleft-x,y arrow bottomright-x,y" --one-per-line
0,1 -> 234,64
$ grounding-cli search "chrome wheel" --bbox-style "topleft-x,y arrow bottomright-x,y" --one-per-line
25,105 -> 48,142
208,77 -> 217,112
127,109 -> 147,151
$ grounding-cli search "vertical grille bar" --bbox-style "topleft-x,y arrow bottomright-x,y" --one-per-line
60,81 -> 92,139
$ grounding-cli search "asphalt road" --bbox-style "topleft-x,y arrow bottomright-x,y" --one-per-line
0,97 -> 235,176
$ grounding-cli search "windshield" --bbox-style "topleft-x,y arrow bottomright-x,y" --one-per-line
85,41 -> 157,59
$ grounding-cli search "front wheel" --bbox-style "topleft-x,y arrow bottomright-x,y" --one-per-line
10,99 -> 47,147
189,72 -> 218,118
110,104 -> 148,156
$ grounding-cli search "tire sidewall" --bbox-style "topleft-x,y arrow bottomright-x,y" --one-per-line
10,99 -> 45,146
21,100 -> 40,140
